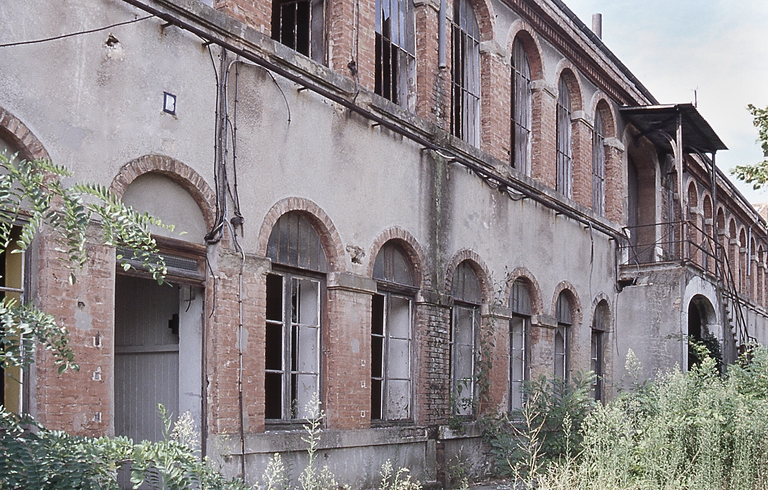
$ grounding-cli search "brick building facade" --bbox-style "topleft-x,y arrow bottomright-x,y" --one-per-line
1,0 -> 768,486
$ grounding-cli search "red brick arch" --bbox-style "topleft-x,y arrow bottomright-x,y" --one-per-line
110,154 -> 216,230
507,22 -> 544,80
551,281 -> 582,326
445,249 -> 493,303
257,197 -> 346,273
504,267 -> 544,315
367,227 -> 428,290
0,105 -> 50,161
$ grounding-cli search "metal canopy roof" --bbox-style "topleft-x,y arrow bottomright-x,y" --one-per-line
620,104 -> 727,154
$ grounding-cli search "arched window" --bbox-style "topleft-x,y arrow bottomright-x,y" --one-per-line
372,242 -> 417,421
509,279 -> 532,410
450,0 -> 480,146
556,76 -> 573,198
591,301 -> 609,401
451,261 -> 482,416
271,0 -> 325,63
592,109 -> 605,215
265,212 -> 327,420
511,38 -> 532,175
375,0 -> 415,108
555,291 -> 572,380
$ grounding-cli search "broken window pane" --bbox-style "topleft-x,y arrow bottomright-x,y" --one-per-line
373,242 -> 415,286
265,271 -> 322,420
375,0 -> 415,108
512,38 -> 532,175
267,212 -> 328,273
509,315 -> 528,411
450,0 -> 480,146
271,0 -> 325,63
556,76 -> 573,197
592,109 -> 606,215
452,304 -> 477,416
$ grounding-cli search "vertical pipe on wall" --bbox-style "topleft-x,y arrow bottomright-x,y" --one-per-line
438,0 -> 447,68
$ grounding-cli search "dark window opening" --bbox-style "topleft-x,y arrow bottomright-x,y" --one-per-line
450,0 -> 480,145
371,242 -> 416,422
451,261 -> 481,416
511,39 -> 532,174
556,77 -> 573,197
509,279 -> 531,411
555,292 -> 572,380
266,212 -> 327,421
375,0 -> 415,107
592,109 -> 606,215
272,0 -> 325,63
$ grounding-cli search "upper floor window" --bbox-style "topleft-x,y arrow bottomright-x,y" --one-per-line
375,0 -> 415,108
511,39 -> 532,175
271,0 -> 325,63
450,0 -> 480,146
509,279 -> 531,411
555,291 -> 572,380
451,261 -> 482,416
265,212 -> 327,420
592,109 -> 606,215
556,76 -> 573,198
372,242 -> 416,422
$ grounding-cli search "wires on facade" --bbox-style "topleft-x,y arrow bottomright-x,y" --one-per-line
0,15 -> 154,48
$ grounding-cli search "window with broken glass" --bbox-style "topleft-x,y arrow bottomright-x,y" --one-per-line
554,292 -> 572,380
511,39 -> 532,175
450,0 -> 480,146
271,0 -> 325,63
371,242 -> 416,422
509,279 -> 531,411
375,0 -> 415,108
592,109 -> 606,215
265,212 -> 327,421
451,261 -> 482,416
556,76 -> 573,198
591,301 -> 608,401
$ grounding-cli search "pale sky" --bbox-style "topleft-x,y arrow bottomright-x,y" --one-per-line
562,0 -> 768,204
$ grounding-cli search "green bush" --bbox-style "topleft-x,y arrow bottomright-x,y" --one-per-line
524,346 -> 768,490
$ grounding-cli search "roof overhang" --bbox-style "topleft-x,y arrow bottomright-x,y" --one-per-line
620,104 -> 727,154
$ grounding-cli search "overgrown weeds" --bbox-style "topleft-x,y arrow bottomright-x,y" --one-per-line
482,345 -> 768,490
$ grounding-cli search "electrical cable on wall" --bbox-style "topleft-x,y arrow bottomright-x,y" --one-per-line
0,15 -> 154,48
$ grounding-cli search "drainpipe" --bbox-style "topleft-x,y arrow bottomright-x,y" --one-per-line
438,0 -> 447,68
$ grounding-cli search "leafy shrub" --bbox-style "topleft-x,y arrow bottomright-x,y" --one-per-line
524,346 -> 768,489
481,371 -> 595,478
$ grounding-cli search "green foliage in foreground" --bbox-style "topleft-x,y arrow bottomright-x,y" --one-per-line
0,405 -> 247,490
489,347 -> 768,490
0,152 -> 168,375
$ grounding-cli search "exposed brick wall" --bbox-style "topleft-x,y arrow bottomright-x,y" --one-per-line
479,313 -> 507,414
206,251 -> 268,434
414,295 -> 451,425
414,2 -> 447,127
0,105 -> 50,161
531,86 -> 556,189
35,229 -> 114,437
480,48 -> 511,162
214,0 -> 271,36
324,284 -> 373,429
571,117 -> 592,209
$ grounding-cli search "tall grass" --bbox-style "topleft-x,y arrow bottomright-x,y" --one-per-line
486,346 -> 768,490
